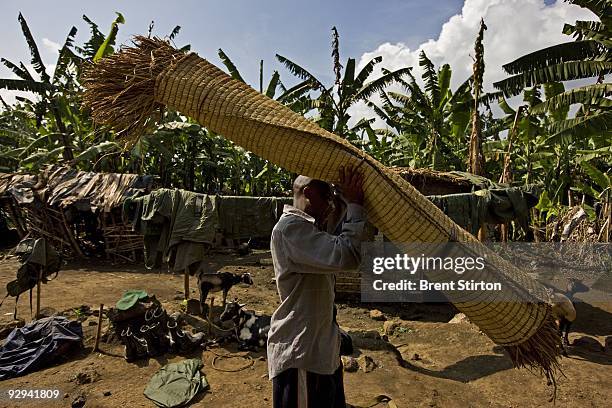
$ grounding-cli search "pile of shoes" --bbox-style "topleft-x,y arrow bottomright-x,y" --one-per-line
120,326 -> 148,362
109,295 -> 204,362
167,314 -> 205,353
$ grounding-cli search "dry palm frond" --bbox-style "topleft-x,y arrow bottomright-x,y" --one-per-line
82,37 -> 185,142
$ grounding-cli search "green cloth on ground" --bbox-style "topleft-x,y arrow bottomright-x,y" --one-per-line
116,290 -> 148,311
144,358 -> 208,408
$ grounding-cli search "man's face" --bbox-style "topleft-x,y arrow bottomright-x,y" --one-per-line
303,181 -> 334,222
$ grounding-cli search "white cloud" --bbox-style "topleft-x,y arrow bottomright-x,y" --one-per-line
0,62 -> 55,109
42,38 -> 61,56
1,38 -> 61,107
0,90 -> 34,109
349,0 -> 595,125
0,67 -> 36,108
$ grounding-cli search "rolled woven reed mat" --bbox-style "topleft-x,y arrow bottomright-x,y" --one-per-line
82,37 -> 562,377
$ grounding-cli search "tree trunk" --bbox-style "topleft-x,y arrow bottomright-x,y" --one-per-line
499,107 -> 523,184
468,108 -> 484,175
51,100 -> 73,161
607,192 -> 611,242
431,129 -> 438,170
467,19 -> 487,177
499,107 -> 523,242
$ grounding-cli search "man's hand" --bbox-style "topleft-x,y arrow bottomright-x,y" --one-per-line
338,165 -> 364,205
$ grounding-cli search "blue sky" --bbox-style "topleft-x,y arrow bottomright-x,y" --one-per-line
1,0 -> 464,88
0,0 -> 592,119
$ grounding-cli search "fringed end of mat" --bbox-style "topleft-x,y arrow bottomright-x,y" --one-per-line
81,36 -> 184,142
504,309 -> 563,382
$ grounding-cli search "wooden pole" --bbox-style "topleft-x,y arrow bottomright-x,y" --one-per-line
184,268 -> 190,299
208,297 -> 215,335
61,211 -> 86,258
500,223 -> 508,242
606,192 -> 611,243
478,224 -> 487,242
102,213 -> 110,260
93,304 -> 104,352
35,267 -> 43,319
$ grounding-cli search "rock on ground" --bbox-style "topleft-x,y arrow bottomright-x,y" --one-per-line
369,309 -> 386,321
572,336 -> 604,352
357,355 -> 377,373
448,313 -> 470,324
0,318 -> 25,338
383,320 -> 399,336
342,356 -> 359,372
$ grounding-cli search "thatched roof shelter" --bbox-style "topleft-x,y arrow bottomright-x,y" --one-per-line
0,166 -> 154,212
391,167 -> 495,195
0,166 -> 154,260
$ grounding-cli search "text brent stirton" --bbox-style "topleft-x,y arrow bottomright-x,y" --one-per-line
372,280 -> 502,291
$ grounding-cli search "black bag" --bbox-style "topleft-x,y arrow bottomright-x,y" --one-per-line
0,238 -> 61,318
339,327 -> 353,356
333,304 -> 353,356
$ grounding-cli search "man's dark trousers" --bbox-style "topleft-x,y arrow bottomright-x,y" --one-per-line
272,365 -> 346,408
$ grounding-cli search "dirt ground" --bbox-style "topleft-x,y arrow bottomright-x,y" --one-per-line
0,250 -> 610,408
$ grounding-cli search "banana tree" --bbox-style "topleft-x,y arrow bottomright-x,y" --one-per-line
0,13 -> 81,160
0,13 -> 128,171
494,0 -> 612,145
468,19 -> 487,176
216,49 -> 297,195
368,51 -> 477,169
493,0 -> 611,208
276,27 -> 411,141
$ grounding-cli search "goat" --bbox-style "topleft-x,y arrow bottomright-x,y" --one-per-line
236,240 -> 251,256
550,292 -> 576,348
198,272 -> 253,314
220,300 -> 271,350
547,278 -> 589,354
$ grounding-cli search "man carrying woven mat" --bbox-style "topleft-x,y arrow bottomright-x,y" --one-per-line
81,37 -> 563,396
267,166 -> 365,408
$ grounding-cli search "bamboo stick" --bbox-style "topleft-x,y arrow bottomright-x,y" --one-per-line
478,224 -> 487,241
184,268 -> 190,299
108,251 -> 135,263
28,225 -> 71,247
597,218 -> 609,241
35,267 -> 43,319
61,211 -> 86,258
500,223 -> 508,242
208,297 -> 215,335
93,304 -> 104,352
606,192 -> 611,242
